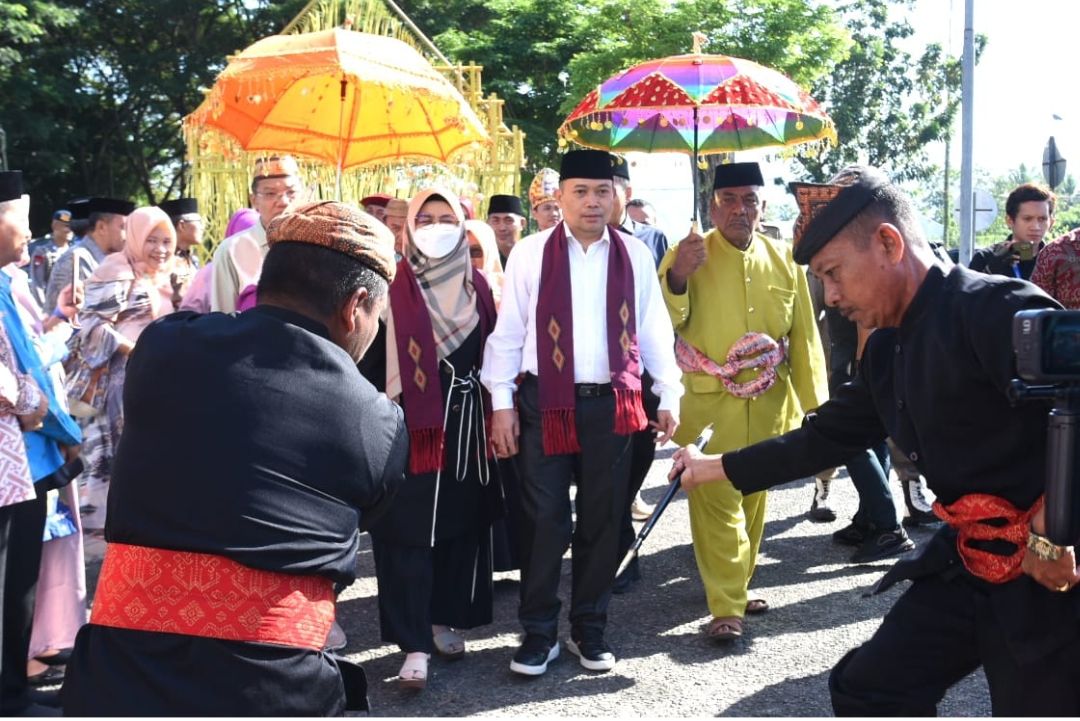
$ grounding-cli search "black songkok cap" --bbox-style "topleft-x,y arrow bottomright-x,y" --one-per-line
610,154 -> 630,181
713,162 -> 765,190
488,194 -> 525,217
0,171 -> 24,203
789,165 -> 891,265
86,197 -> 136,216
560,149 -> 615,181
158,197 -> 199,218
68,198 -> 90,221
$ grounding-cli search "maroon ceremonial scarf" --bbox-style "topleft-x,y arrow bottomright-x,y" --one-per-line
535,222 -> 647,455
389,259 -> 497,474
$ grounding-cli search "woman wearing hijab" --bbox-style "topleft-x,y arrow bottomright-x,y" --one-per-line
70,206 -> 176,531
358,189 -> 502,690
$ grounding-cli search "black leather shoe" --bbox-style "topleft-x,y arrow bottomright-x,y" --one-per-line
566,632 -> 616,672
611,556 -> 641,595
509,634 -> 559,676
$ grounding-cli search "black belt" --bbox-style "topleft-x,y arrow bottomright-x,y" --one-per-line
574,382 -> 613,398
523,374 -> 612,398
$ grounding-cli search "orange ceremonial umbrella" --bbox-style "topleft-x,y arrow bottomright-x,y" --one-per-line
187,29 -> 488,189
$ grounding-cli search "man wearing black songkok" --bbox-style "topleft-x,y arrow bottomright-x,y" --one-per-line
669,165 -> 1079,715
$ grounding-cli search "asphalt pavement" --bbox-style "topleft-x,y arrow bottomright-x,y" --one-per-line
336,448 -> 991,717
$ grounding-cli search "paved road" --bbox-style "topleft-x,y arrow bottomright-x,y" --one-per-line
335,448 -> 991,717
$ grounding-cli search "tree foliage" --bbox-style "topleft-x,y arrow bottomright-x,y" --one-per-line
3,0 -> 979,234
794,0 -> 982,184
0,0 -> 306,231
0,1 -> 77,82
402,0 -> 850,177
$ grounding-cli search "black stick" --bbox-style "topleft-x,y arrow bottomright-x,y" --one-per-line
615,423 -> 714,578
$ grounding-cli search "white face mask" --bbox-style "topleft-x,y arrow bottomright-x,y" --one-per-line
412,223 -> 461,259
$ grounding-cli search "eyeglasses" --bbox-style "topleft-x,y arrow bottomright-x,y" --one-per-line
414,213 -> 459,228
469,246 -> 485,259
256,188 -> 301,202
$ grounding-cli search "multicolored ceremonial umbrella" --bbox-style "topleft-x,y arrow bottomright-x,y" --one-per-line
557,35 -> 836,220
186,28 -> 488,195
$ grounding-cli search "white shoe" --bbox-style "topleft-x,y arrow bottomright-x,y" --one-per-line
630,494 -> 654,522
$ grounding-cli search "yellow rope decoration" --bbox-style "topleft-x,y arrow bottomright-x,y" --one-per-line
184,0 -> 525,256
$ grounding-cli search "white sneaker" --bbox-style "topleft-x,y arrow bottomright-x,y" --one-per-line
630,493 -> 654,522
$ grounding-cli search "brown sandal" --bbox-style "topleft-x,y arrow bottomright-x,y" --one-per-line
705,616 -> 743,641
745,597 -> 769,615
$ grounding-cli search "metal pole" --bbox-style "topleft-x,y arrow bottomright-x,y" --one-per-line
959,0 -> 975,265
943,135 -> 951,248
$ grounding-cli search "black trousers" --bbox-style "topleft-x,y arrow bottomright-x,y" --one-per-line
830,573 -> 1080,716
619,373 -> 660,559
515,376 -> 632,643
0,493 -> 46,714
371,530 -> 493,654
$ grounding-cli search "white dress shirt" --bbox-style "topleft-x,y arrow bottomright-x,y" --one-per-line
481,222 -> 683,412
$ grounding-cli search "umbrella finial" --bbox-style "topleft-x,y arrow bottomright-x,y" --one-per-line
692,32 -> 708,54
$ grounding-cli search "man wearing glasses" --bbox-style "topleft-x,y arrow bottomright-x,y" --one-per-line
658,162 -> 828,642
211,156 -> 304,313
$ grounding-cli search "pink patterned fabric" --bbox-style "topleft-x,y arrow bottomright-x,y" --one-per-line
675,332 -> 788,399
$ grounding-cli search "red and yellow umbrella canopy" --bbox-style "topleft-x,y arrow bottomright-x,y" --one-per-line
558,53 -> 835,155
187,29 -> 488,170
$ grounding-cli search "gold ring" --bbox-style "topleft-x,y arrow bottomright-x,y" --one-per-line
1056,583 -> 1070,593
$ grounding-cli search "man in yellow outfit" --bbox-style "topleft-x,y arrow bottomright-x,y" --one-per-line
659,162 -> 828,641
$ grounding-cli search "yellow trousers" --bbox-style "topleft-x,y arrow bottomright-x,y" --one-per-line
687,481 -> 767,619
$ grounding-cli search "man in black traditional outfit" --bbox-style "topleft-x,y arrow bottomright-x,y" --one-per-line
61,201 -> 408,716
669,165 -> 1079,715
483,149 -> 683,676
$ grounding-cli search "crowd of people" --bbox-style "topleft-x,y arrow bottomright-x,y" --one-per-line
0,144 -> 1075,715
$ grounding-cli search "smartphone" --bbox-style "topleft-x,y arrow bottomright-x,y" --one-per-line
1016,241 -> 1034,261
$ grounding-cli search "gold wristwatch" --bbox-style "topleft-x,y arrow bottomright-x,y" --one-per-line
1027,530 -> 1065,562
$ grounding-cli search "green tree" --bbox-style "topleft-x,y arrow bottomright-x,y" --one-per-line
402,0 -> 850,216
0,1 -> 77,82
794,0 -> 981,185
0,0 -> 306,232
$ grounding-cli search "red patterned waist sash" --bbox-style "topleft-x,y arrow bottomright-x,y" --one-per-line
932,494 -> 1043,584
90,543 -> 335,651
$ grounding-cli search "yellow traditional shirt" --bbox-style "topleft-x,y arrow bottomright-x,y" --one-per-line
659,229 -> 828,452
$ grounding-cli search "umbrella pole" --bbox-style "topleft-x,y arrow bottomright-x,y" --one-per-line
692,106 -> 700,229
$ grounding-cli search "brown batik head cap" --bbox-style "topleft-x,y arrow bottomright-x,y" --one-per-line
266,201 -> 397,282
789,165 -> 891,265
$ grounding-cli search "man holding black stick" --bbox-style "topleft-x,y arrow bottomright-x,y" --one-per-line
670,165 -> 1078,715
